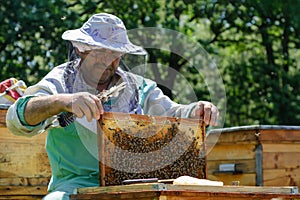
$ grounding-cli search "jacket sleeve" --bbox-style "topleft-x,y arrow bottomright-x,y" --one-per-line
6,67 -> 66,137
141,78 -> 197,118
6,96 -> 56,137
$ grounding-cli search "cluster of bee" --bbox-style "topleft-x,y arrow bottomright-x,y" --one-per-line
99,116 -> 206,186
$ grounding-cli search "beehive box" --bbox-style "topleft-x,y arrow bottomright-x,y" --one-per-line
206,125 -> 300,188
97,112 -> 206,186
0,108 -> 51,199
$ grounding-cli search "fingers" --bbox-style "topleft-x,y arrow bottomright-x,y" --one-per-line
88,94 -> 104,117
206,104 -> 219,126
203,104 -> 212,125
73,105 -> 85,118
71,92 -> 103,121
193,101 -> 219,126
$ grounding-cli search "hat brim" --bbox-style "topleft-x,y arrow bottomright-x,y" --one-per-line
62,29 -> 147,55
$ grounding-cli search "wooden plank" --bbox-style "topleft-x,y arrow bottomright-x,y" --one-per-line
167,184 -> 298,194
207,174 -> 256,186
0,177 -> 50,186
0,127 -> 46,144
263,168 -> 300,187
0,121 -> 51,198
263,152 -> 300,169
71,190 -> 300,200
262,143 -> 300,153
0,126 -> 50,179
75,183 -> 166,194
76,183 -> 298,195
71,185 -> 300,200
71,191 -> 161,200
161,190 -> 300,200
206,144 -> 256,161
0,185 -> 48,195
207,130 -> 258,144
207,159 -> 256,174
259,129 -> 300,142
0,141 -> 51,178
0,195 -> 44,199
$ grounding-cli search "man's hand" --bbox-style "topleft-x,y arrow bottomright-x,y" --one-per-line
190,101 -> 219,126
64,92 -> 104,122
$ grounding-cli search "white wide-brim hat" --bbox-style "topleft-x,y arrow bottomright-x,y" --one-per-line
62,13 -> 146,55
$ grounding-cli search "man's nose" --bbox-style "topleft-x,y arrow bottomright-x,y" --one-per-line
102,55 -> 115,66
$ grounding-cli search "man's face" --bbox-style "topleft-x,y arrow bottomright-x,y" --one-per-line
77,48 -> 123,87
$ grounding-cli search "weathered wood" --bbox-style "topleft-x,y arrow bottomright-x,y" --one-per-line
0,185 -> 48,195
0,177 -> 50,186
259,129 -> 300,142
262,143 -> 300,153
206,130 -> 259,186
207,130 -> 259,144
161,191 -> 300,200
206,144 -> 256,160
259,129 -> 300,188
167,184 -> 298,194
0,109 -> 50,199
206,140 -> 258,186
71,191 -> 161,200
263,152 -> 300,169
0,141 -> 51,178
71,184 -> 300,200
206,125 -> 300,188
75,183 -> 166,194
207,174 -> 256,186
71,190 -> 300,200
0,195 -> 44,199
263,168 -> 300,187
0,121 -> 51,179
0,127 -> 45,143
75,183 -> 298,195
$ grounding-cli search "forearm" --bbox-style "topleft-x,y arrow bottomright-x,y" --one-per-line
23,92 -> 103,125
24,94 -> 68,125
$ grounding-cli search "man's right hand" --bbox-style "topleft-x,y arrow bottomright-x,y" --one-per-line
64,92 -> 103,122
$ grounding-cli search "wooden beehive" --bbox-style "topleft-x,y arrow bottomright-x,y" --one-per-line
0,108 -> 51,199
206,125 -> 300,188
98,112 -> 206,186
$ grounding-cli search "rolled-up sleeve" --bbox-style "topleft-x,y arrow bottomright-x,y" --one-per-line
6,96 -> 46,137
6,66 -> 66,137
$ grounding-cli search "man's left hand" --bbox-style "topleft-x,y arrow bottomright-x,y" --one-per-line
190,101 -> 219,126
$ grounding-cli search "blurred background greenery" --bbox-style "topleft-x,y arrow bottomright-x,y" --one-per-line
1,0 -> 299,127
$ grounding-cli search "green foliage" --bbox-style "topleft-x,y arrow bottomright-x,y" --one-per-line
201,0 -> 300,126
1,0 -> 299,126
0,0 -> 79,84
